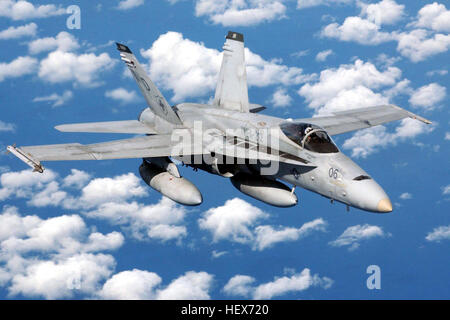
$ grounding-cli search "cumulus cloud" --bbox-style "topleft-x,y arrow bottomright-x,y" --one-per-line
425,225 -> 450,242
98,270 -> 213,300
329,224 -> 388,251
105,87 -> 139,104
198,198 -> 267,244
0,206 -> 123,299
253,218 -> 327,251
442,185 -> 450,195
297,0 -> 352,10
33,90 -> 73,107
270,88 -> 292,107
195,0 -> 286,26
0,22 -> 36,40
320,1 -> 450,62
299,59 -> 400,115
395,29 -> 450,63
342,118 -> 434,158
199,198 -> 326,250
157,271 -> 213,299
315,49 -> 334,62
224,268 -> 333,299
0,120 -> 15,132
0,169 -> 190,243
28,31 -> 79,55
117,0 -> 144,10
98,269 -> 162,299
412,2 -> 450,32
409,83 -> 446,110
141,31 -> 314,102
321,16 -> 394,45
399,192 -> 412,200
359,0 -> 405,26
0,56 -> 38,82
0,0 -> 66,20
38,50 -> 116,86
62,169 -> 91,189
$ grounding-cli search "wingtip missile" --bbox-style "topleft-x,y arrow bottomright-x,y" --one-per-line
6,145 -> 44,173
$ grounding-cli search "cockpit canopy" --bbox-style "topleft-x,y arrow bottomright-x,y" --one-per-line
280,122 -> 339,153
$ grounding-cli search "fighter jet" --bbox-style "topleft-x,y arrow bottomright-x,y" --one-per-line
7,31 -> 431,213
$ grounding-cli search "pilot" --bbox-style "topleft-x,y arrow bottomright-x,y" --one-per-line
304,126 -> 313,144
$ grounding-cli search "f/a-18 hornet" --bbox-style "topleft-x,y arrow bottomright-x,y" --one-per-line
8,31 -> 431,213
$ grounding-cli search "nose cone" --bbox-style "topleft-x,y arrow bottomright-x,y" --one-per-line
347,179 -> 393,213
377,198 -> 393,213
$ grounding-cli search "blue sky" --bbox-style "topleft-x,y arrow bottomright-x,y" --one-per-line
0,0 -> 449,299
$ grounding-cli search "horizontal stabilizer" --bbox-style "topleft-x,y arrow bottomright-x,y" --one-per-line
55,120 -> 157,134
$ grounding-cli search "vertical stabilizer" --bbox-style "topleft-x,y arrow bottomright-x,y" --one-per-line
116,43 -> 182,125
213,31 -> 250,113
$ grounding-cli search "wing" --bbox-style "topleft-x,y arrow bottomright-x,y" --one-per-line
297,104 -> 432,136
7,133 -> 203,173
55,120 -> 157,134
213,31 -> 250,113
116,43 -> 182,125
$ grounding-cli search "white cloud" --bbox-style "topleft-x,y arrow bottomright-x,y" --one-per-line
0,206 -> 123,299
413,2 -> 450,32
0,0 -> 66,20
0,22 -> 36,40
399,192 -> 412,200
321,16 -> 394,45
157,271 -> 213,299
442,185 -> 450,195
0,56 -> 38,82
320,2 -> 450,62
33,90 -> 73,107
0,169 -> 189,244
98,269 -> 162,299
297,0 -> 352,10
409,83 -> 446,110
224,268 -> 333,299
270,88 -> 292,107
28,31 -> 79,55
0,169 -> 58,201
0,120 -> 15,132
329,224 -> 387,250
83,197 -> 188,242
315,49 -> 334,62
446,133 -> 450,141
77,173 -> 147,208
342,118 -> 434,158
195,0 -> 286,26
198,198 -> 268,244
253,218 -> 327,251
98,269 -> 213,300
359,0 -> 405,26
426,69 -> 448,77
299,59 -> 400,115
117,0 -> 144,10
395,29 -> 450,63
9,253 -> 115,299
425,225 -> 450,242
105,87 -> 139,104
141,31 -> 313,102
62,169 -> 91,189
199,198 -> 326,250
38,50 -> 116,86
